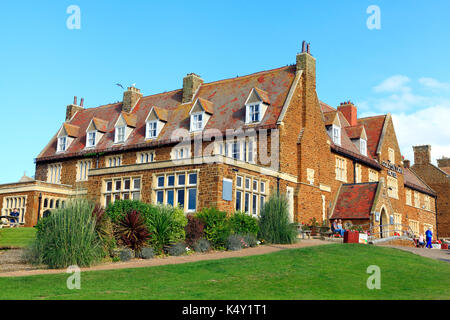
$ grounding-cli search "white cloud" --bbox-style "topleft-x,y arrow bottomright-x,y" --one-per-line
374,75 -> 411,93
418,77 -> 450,91
360,75 -> 450,165
392,105 -> 450,165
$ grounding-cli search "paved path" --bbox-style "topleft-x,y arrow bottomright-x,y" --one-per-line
383,245 -> 450,263
0,239 -> 331,278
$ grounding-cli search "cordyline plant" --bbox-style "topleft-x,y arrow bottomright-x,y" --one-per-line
115,210 -> 150,252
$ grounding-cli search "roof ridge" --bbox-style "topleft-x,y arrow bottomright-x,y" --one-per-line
200,65 -> 294,87
358,114 -> 387,120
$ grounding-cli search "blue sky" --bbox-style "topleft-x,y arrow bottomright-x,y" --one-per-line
1,0 -> 449,184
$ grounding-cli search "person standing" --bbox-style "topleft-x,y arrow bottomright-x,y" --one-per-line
425,228 -> 433,249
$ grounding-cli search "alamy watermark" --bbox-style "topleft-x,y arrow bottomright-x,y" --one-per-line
367,5 -> 381,30
366,265 -> 381,289
66,265 -> 81,290
66,5 -> 81,30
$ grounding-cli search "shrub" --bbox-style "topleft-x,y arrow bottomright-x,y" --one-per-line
119,248 -> 134,262
226,234 -> 247,251
167,242 -> 187,256
243,233 -> 258,247
185,214 -> 205,246
25,199 -> 105,269
92,204 -> 115,254
196,207 -> 231,249
193,238 -> 211,253
258,193 -> 297,244
105,200 -> 153,224
229,211 -> 259,236
147,205 -> 188,253
139,247 -> 154,259
115,210 -> 150,252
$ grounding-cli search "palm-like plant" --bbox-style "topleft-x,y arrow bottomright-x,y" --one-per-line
116,210 -> 150,252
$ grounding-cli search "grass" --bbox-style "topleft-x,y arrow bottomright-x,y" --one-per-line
0,244 -> 449,300
0,228 -> 36,248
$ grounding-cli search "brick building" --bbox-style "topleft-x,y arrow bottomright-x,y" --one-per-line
409,145 -> 450,239
0,44 -> 438,239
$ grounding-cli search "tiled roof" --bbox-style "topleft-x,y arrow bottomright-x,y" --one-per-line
63,123 -> 80,138
345,125 -> 364,140
152,106 -> 169,122
357,115 -> 386,158
254,87 -> 271,105
323,111 -> 337,126
404,168 -> 436,196
440,167 -> 450,175
331,183 -> 379,220
320,101 -> 335,112
37,65 -> 296,160
121,112 -> 137,128
197,98 -> 214,115
92,118 -> 108,133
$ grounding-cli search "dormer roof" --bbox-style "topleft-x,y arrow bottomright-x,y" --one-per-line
245,87 -> 271,106
89,118 -> 108,133
120,112 -> 137,128
345,125 -> 367,140
60,123 -> 80,138
190,98 -> 214,115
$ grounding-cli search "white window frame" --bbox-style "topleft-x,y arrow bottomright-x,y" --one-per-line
57,136 -> 67,152
387,176 -> 399,199
332,125 -> 341,146
115,126 -> 126,143
76,160 -> 92,182
335,156 -> 347,182
154,171 -> 198,213
190,112 -> 204,132
105,155 -> 123,168
246,103 -> 261,123
369,169 -> 378,182
86,130 -> 97,148
137,151 -> 155,164
103,176 -> 142,207
146,120 -> 158,139
360,139 -> 367,156
235,174 -> 268,216
47,163 -> 62,184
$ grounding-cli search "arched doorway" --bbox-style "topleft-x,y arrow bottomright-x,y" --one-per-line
380,208 -> 389,238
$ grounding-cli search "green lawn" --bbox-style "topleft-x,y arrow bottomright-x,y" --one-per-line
0,228 -> 36,248
0,244 -> 449,300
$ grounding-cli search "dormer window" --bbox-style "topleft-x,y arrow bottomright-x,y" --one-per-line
332,125 -> 341,146
191,113 -> 203,131
87,131 -> 97,148
115,126 -> 126,143
189,98 -> 213,132
145,106 -> 168,140
57,136 -> 67,152
360,139 -> 367,156
245,88 -> 270,124
56,123 -> 79,153
248,104 -> 261,123
146,121 -> 157,139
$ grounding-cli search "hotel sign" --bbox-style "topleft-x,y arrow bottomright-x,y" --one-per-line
381,161 -> 403,179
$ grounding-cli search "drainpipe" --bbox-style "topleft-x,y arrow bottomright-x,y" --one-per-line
36,193 -> 42,225
353,160 -> 357,184
277,177 -> 280,195
434,195 -> 439,240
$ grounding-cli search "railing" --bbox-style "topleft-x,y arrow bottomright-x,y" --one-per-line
366,223 -> 415,240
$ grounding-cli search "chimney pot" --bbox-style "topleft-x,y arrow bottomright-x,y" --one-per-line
74,96 -> 78,105
80,98 -> 84,107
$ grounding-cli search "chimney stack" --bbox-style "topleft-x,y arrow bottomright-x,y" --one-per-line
403,159 -> 410,168
296,41 -> 316,87
337,101 -> 358,126
413,145 -> 432,165
66,96 -> 84,121
122,86 -> 143,113
80,98 -> 84,107
182,73 -> 203,104
437,156 -> 450,169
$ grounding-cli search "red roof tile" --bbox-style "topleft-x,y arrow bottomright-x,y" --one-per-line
121,112 -> 137,128
357,115 -> 386,158
404,168 -> 435,196
440,167 -> 450,175
332,183 -> 379,219
63,123 -> 80,138
152,106 -> 169,122
320,101 -> 335,112
254,87 -> 271,105
197,98 -> 214,115
37,65 -> 296,160
345,125 -> 364,140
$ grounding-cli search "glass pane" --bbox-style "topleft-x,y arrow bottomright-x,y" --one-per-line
114,194 -> 121,201
157,176 -> 165,188
123,193 -> 130,200
177,189 -> 185,209
132,192 -> 140,201
188,188 -> 197,211
167,190 -> 174,206
245,178 -> 250,190
133,178 -> 141,190
252,194 -> 257,215
168,175 -> 175,187
105,195 -> 111,206
115,180 -> 121,191
253,180 -> 258,192
236,176 -> 242,188
260,182 -> 265,194
124,179 -> 131,190
189,173 -> 197,185
260,196 -> 265,214
178,174 -> 186,186
106,181 -> 113,192
236,191 -> 242,212
244,193 -> 250,213
156,191 -> 164,204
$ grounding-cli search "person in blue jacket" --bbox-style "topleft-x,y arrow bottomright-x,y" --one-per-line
425,228 -> 433,249
9,208 -> 20,227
